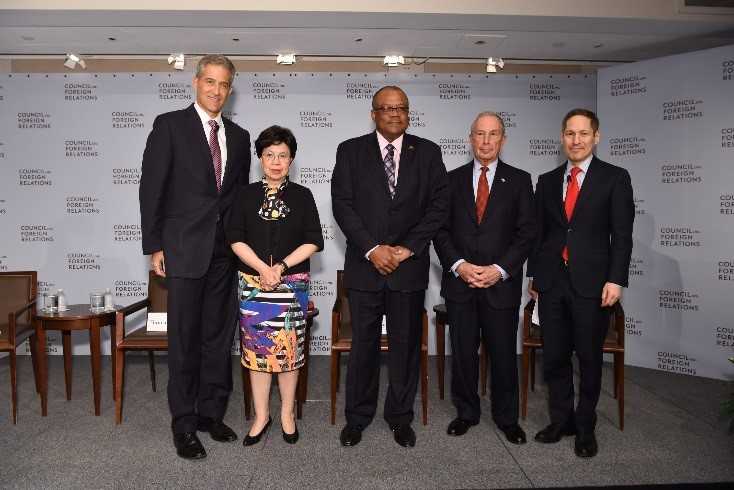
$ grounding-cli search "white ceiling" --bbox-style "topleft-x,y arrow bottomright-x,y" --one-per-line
1,7 -> 733,63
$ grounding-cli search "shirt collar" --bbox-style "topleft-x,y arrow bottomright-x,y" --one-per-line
565,154 -> 593,175
376,131 -> 404,153
474,158 -> 498,172
193,102 -> 224,128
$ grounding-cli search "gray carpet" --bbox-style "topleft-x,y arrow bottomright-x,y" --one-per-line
1,353 -> 732,489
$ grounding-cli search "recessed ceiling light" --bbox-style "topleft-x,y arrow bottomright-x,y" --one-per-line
354,38 -> 363,42
474,40 -> 486,46
108,37 -> 116,41
232,37 -> 240,42
594,43 -> 604,49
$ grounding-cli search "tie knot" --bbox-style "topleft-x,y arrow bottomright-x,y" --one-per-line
480,166 -> 489,174
570,166 -> 582,178
385,143 -> 395,155
208,119 -> 219,132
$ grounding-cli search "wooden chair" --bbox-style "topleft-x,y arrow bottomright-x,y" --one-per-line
330,270 -> 428,426
433,303 -> 487,400
0,271 -> 40,424
114,270 -> 168,424
520,298 -> 625,430
241,305 -> 318,421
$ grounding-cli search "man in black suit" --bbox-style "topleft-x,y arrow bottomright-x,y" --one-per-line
331,86 -> 448,448
528,108 -> 634,458
139,54 -> 251,460
434,111 -> 535,444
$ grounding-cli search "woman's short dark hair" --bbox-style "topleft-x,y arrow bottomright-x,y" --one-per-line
255,125 -> 297,159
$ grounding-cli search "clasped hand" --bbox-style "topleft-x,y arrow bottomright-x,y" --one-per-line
258,265 -> 283,291
369,245 -> 411,276
457,262 -> 502,288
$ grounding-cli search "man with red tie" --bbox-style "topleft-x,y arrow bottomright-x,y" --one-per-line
434,111 -> 535,444
140,55 -> 251,459
528,108 -> 634,458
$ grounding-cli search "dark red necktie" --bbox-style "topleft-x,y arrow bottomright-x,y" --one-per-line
208,120 -> 222,192
562,166 -> 582,262
476,166 -> 489,223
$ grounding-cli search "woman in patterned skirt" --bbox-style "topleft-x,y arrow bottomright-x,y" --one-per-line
227,125 -> 323,445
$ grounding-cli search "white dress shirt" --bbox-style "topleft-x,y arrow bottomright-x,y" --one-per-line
193,102 -> 228,182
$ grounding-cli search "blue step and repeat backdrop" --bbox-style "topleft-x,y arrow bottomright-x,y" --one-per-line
3,45 -> 732,381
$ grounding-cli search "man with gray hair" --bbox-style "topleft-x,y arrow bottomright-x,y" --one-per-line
140,54 -> 251,459
434,111 -> 535,443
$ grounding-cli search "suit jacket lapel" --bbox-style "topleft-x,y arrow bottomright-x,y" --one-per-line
186,104 -> 217,189
569,156 -> 599,225
220,118 -> 239,192
459,162 -> 477,225
393,133 -> 416,201
551,164 -> 567,225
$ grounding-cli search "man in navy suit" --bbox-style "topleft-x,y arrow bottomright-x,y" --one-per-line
140,54 -> 251,460
528,108 -> 634,458
434,111 -> 535,444
331,86 -> 448,448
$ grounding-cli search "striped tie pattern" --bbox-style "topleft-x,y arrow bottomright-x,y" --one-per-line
384,143 -> 396,198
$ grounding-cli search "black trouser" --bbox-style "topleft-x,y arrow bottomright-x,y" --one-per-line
538,265 -> 610,434
344,287 -> 425,428
447,296 -> 520,428
166,225 -> 237,434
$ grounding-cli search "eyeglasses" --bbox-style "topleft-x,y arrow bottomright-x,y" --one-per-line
373,105 -> 409,114
262,151 -> 291,162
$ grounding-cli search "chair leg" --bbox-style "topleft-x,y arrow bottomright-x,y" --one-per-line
615,352 -> 624,431
521,347 -> 530,420
242,364 -> 251,420
530,348 -> 536,392
330,352 -> 339,425
10,350 -> 18,424
335,351 -> 341,393
115,349 -> 125,424
30,334 -> 40,393
421,349 -> 428,426
147,351 -> 156,392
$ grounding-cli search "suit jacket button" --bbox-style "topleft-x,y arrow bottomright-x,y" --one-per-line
217,213 -> 221,222
567,228 -> 572,232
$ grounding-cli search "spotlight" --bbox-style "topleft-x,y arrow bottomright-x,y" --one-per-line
383,55 -> 405,67
167,53 -> 185,70
63,53 -> 86,70
486,57 -> 505,73
276,53 -> 297,65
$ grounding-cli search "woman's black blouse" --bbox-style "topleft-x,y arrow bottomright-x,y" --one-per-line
226,181 -> 324,275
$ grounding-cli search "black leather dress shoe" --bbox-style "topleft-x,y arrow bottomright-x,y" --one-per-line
447,418 -> 477,436
197,418 -> 238,442
173,432 -> 207,460
574,432 -> 598,458
534,422 -> 577,443
390,424 -> 416,447
340,425 -> 363,447
282,424 -> 299,444
243,417 -> 272,446
498,424 -> 527,445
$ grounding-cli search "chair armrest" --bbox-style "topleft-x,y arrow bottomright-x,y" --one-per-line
115,298 -> 151,345
12,298 -> 36,320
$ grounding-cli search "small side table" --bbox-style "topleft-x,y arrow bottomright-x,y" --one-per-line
35,304 -> 117,416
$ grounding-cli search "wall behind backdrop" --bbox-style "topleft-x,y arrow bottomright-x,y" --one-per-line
597,44 -> 734,381
0,70 -> 595,360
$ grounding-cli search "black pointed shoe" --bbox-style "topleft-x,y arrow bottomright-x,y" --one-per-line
339,425 -> 363,447
243,417 -> 272,446
498,424 -> 527,445
390,423 -> 416,447
534,422 -> 576,443
282,424 -> 299,444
